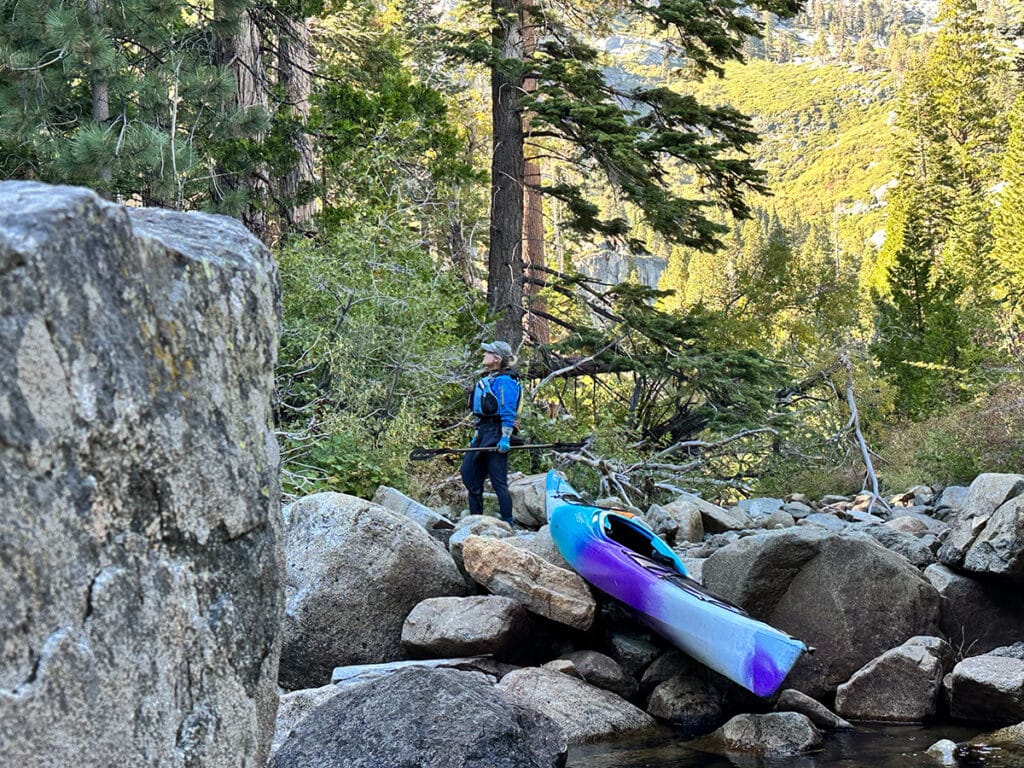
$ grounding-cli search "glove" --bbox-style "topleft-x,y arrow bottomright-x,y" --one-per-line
497,436 -> 511,453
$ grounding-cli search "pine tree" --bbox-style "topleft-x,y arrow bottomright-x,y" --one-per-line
993,92 -> 1024,315
0,0 -> 269,212
449,0 -> 805,345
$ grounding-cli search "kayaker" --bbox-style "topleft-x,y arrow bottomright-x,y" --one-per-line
461,340 -> 522,526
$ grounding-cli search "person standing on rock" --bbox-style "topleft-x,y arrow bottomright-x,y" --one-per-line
461,341 -> 522,526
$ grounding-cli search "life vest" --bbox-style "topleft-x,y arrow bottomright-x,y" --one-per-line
470,372 -> 522,426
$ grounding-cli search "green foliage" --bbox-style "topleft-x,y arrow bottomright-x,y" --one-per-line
276,220 -> 479,498
876,380 -> 1024,490
0,0 -> 263,208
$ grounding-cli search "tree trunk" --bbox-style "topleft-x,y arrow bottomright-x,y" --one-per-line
277,15 -> 318,229
521,0 -> 549,345
87,0 -> 112,191
213,0 -> 270,240
489,0 -> 525,347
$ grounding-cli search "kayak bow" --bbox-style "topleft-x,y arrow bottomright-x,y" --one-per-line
545,470 -> 806,697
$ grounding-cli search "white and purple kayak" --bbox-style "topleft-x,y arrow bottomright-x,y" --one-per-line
546,470 -> 806,697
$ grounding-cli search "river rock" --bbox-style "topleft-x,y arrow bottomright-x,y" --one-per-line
372,486 -> 455,541
834,637 -> 949,722
271,684 -> 343,758
958,721 -> 1024,764
508,473 -> 548,526
462,535 -> 596,630
852,525 -> 935,568
497,667 -> 657,744
775,689 -> 853,730
939,473 -> 1024,568
702,528 -> 941,698
962,494 -> 1024,577
675,492 -> 749,532
693,712 -> 823,756
948,654 -> 1024,724
924,564 -> 1024,656
279,493 -> 467,689
563,650 -> 637,700
401,595 -> 533,661
270,667 -> 567,768
646,673 -> 723,734
0,183 -> 283,767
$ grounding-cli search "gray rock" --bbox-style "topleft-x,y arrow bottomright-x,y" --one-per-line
280,493 -> 467,689
834,640 -> 945,722
271,684 -> 343,758
935,486 -> 969,514
939,473 -> 1024,567
963,495 -> 1024,576
924,564 -> 1024,656
564,650 -> 638,700
645,503 -> 682,543
798,512 -> 849,532
949,655 -> 1024,724
271,667 -> 567,768
926,738 -> 958,765
702,528 -> 941,698
330,657 -> 508,687
674,492 -> 750,533
852,525 -> 935,568
640,650 -> 700,696
498,667 -> 657,744
646,673 -> 723,733
775,689 -> 852,730
372,486 -> 455,537
737,498 -> 786,519
609,633 -> 663,678
783,501 -> 814,520
508,473 -> 549,526
693,712 -> 823,756
660,499 -> 705,543
0,183 -> 282,767
401,595 -> 533,661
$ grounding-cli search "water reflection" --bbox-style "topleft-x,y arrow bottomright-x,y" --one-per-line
568,724 -> 1003,768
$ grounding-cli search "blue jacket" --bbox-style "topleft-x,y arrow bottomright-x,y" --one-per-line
471,372 -> 521,434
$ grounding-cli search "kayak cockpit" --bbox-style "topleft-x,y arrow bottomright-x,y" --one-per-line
600,510 -> 689,577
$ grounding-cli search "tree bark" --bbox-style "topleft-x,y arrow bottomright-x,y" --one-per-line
277,15 -> 318,229
87,0 -> 112,190
213,0 -> 270,239
489,0 -> 525,347
521,0 -> 548,345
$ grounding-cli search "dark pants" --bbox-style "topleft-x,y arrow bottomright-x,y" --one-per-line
461,447 -> 513,524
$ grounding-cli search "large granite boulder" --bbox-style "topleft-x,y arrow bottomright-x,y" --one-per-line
401,595 -> 533,661
280,493 -> 467,690
924,564 -> 1024,656
497,667 -> 657,744
939,473 -> 1024,572
834,637 -> 950,722
948,653 -> 1024,724
462,535 -> 596,630
0,182 -> 283,766
702,528 -> 941,698
271,667 -> 567,768
693,712 -> 823,756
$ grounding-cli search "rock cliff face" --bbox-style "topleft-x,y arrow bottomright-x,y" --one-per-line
0,182 -> 284,767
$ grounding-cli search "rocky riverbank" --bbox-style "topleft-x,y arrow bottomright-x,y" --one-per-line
271,472 -> 1024,767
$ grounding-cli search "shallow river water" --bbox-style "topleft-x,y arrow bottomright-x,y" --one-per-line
567,723 -> 1023,768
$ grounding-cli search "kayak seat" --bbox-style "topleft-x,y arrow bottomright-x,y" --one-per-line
605,514 -> 663,562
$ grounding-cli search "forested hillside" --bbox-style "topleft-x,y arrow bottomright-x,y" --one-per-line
2,0 -> 1022,504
